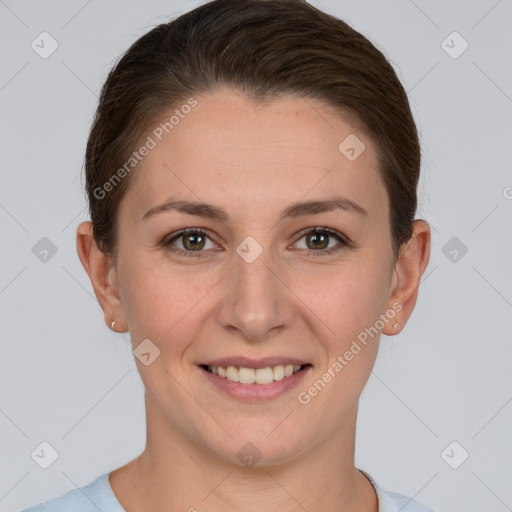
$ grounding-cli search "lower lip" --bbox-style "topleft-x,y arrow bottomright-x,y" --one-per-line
199,365 -> 312,401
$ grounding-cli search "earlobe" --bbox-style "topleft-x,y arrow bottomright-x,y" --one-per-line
382,220 -> 431,335
76,221 -> 127,332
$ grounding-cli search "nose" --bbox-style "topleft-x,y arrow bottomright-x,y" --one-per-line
215,242 -> 294,342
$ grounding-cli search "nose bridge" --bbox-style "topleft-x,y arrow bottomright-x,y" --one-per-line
216,236 -> 291,341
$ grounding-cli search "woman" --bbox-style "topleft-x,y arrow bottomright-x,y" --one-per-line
23,0 -> 434,510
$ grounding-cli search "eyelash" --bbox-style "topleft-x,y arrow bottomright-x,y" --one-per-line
162,227 -> 352,258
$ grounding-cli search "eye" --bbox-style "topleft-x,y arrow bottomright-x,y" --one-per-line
293,227 -> 350,256
163,228 -> 218,257
162,226 -> 351,258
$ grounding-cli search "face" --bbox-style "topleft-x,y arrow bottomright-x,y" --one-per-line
110,88 -> 399,466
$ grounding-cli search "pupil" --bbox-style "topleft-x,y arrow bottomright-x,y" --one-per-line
308,232 -> 328,250
184,233 -> 204,250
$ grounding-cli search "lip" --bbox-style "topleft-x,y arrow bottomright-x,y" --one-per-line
198,362 -> 312,401
200,356 -> 309,369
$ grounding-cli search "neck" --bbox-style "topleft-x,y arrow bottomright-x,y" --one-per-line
109,394 -> 378,512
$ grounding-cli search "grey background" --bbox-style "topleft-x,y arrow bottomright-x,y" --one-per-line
0,1 -> 511,511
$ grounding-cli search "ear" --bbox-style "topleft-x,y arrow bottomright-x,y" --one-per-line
382,219 -> 431,335
76,221 -> 127,332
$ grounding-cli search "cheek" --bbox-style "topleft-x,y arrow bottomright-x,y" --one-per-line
301,265 -> 387,415
296,257 -> 390,339
116,252 -> 206,342
297,256 -> 390,402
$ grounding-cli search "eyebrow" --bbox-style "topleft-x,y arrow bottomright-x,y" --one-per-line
141,196 -> 368,222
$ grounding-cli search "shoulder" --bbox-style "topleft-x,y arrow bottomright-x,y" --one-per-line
378,488 -> 438,512
360,470 -> 438,512
21,473 -> 125,512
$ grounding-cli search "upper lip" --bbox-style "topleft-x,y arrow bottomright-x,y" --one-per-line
200,356 -> 309,369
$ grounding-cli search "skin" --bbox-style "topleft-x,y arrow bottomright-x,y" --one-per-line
77,87 -> 430,512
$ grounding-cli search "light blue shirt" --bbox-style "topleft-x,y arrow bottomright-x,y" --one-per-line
22,470 -> 437,511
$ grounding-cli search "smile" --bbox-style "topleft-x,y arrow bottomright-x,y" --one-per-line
204,364 -> 304,385
198,357 -> 312,400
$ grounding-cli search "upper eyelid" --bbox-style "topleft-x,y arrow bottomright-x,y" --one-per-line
165,227 -> 217,244
295,226 -> 347,242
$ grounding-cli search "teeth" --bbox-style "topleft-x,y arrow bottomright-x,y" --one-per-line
273,365 -> 285,381
239,367 -> 255,384
208,364 -> 303,384
255,367 -> 274,385
226,366 -> 239,382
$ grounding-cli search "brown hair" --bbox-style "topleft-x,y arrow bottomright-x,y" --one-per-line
85,0 -> 420,260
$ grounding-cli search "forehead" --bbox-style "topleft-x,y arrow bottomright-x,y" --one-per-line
121,88 -> 388,221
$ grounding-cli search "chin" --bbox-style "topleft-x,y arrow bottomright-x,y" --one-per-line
201,421 -> 311,469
